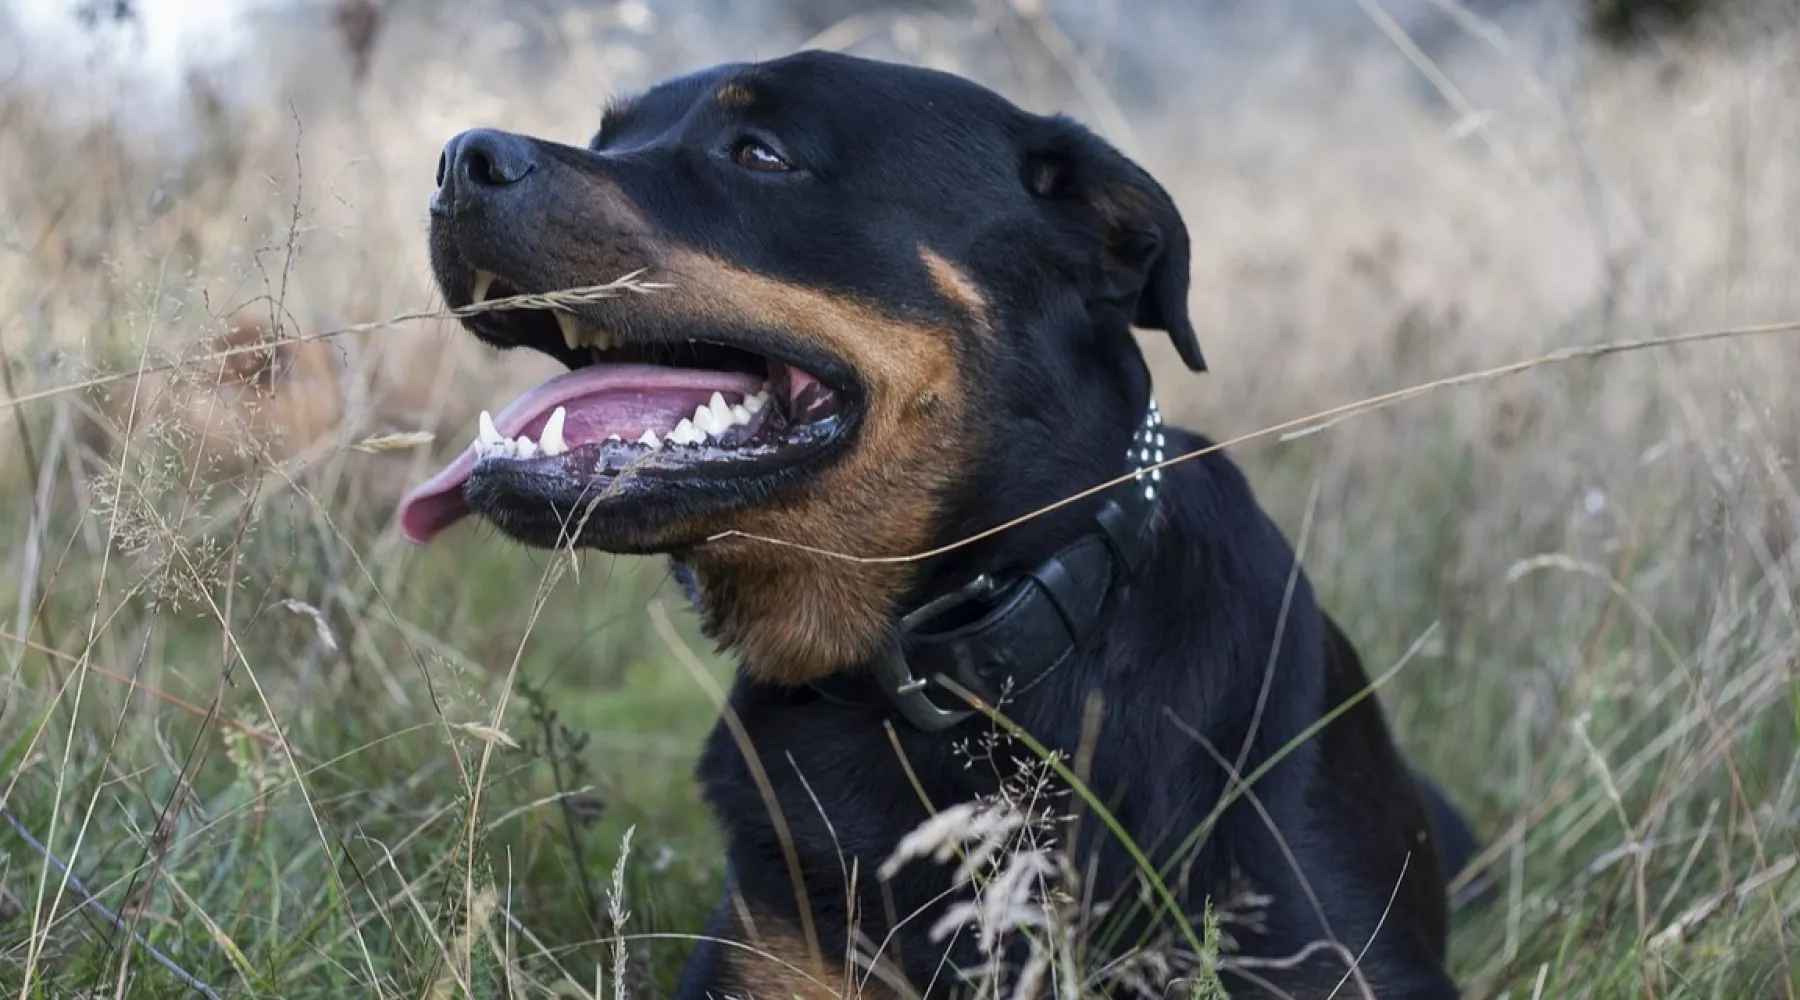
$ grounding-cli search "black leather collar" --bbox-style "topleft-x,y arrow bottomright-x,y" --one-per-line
808,396 -> 1168,732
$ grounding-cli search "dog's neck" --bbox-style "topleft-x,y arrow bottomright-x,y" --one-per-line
675,393 -> 1167,723
806,394 -> 1167,729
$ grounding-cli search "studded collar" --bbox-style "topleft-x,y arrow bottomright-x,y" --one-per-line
808,396 -> 1167,731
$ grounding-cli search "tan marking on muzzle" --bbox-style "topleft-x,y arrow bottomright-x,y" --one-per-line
472,159 -> 976,683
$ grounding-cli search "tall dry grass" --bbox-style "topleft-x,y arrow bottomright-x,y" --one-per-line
2,0 -> 1797,996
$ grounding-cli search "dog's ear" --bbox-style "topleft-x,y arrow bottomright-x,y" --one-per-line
1022,115 -> 1206,373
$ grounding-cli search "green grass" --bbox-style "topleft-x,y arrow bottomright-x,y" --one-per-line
2,482 -> 731,996
4,0 -> 1800,996
3,333 -> 1794,998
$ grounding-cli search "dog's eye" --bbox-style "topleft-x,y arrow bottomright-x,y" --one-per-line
731,138 -> 792,172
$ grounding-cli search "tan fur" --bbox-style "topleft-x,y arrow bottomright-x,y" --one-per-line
525,172 -> 983,684
716,901 -> 846,1000
715,898 -> 902,1000
716,82 -> 759,109
918,247 -> 989,328
650,249 -> 973,685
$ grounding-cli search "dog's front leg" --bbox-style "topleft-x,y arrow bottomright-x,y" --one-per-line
672,877 -> 863,1000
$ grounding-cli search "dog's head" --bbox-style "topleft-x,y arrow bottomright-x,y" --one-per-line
398,50 -> 1202,680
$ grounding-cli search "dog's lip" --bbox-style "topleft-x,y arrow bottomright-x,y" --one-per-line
399,254 -> 869,546
445,263 -> 864,394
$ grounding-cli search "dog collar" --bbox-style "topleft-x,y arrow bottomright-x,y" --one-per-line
810,396 -> 1167,732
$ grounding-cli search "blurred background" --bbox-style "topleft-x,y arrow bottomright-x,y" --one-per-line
2,0 -> 1797,996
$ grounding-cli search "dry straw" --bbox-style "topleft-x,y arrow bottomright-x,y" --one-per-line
4,273 -> 1795,565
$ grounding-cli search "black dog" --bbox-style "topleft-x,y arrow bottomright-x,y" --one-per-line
399,50 -> 1479,999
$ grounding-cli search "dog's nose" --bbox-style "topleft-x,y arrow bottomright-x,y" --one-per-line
431,129 -> 540,216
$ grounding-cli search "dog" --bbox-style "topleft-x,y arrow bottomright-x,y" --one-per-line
398,50 -> 1480,999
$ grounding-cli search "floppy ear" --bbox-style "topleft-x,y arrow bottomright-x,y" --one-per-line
1023,116 -> 1207,373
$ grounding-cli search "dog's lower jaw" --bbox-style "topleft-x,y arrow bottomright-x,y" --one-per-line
683,543 -> 917,686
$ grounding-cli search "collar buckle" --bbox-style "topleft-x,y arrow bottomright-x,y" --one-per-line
861,573 -> 1005,733
867,642 -> 975,732
903,572 -> 1003,628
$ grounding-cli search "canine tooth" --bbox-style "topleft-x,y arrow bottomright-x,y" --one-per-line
556,311 -> 585,351
478,410 -> 503,447
471,270 -> 496,304
637,429 -> 661,449
540,407 -> 568,455
730,404 -> 751,425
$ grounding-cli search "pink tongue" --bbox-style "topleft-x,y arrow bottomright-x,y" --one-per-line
396,364 -> 764,545
785,364 -> 821,402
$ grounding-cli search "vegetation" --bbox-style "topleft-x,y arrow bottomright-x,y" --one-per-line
2,1 -> 1796,996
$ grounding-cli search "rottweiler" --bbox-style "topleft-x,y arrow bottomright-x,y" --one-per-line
399,50 -> 1480,999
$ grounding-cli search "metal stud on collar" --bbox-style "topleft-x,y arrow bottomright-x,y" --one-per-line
1129,396 -> 1165,503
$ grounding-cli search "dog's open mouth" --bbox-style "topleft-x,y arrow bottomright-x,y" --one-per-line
397,271 -> 854,545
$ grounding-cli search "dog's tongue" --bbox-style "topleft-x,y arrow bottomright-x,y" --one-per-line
396,363 -> 764,545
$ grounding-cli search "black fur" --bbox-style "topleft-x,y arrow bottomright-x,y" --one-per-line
425,50 -> 1480,998
680,434 -> 1479,997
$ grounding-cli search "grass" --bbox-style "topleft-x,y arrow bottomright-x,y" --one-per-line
3,0 -> 1800,996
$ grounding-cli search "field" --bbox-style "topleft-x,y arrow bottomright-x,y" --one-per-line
2,0 -> 1798,996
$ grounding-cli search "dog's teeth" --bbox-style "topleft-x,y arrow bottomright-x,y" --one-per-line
730,404 -> 751,425
607,433 -> 622,441
540,407 -> 568,455
514,436 -> 538,459
743,391 -> 768,415
637,429 -> 661,450
693,403 -> 723,437
708,392 -> 734,428
668,418 -> 701,446
555,311 -> 585,351
478,410 -> 503,449
471,270 -> 496,304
